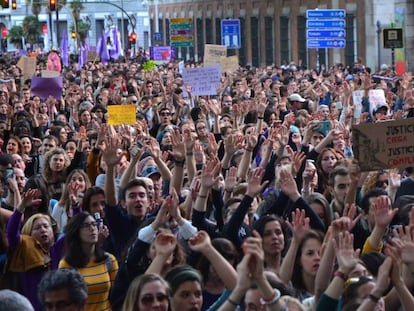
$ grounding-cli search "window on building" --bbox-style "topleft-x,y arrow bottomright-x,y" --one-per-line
297,15 -> 307,68
215,18 -> 221,45
265,16 -> 274,65
345,14 -> 355,67
206,18 -> 213,43
251,16 -> 259,67
196,18 -> 203,61
280,16 -> 290,65
165,19 -> 170,46
239,17 -> 246,65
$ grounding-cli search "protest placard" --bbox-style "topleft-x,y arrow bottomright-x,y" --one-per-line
31,77 -> 63,100
204,44 -> 227,67
107,105 -> 136,125
87,51 -> 99,62
352,118 -> 414,171
182,66 -> 222,96
17,56 -> 36,79
41,70 -> 60,78
352,89 -> 387,118
221,55 -> 239,73
152,46 -> 172,62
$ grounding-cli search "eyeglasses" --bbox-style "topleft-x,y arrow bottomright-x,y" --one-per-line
131,100 -> 138,103
80,222 -> 98,230
160,112 -> 171,116
196,126 -> 206,130
141,293 -> 169,305
375,180 -> 389,188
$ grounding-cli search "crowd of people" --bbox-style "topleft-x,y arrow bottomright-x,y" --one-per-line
0,53 -> 413,311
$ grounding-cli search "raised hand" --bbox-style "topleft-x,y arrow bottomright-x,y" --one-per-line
101,136 -> 122,167
18,189 -> 42,212
154,231 -> 177,258
200,158 -> 221,189
334,231 -> 359,275
170,129 -> 186,161
188,230 -> 212,252
224,167 -> 238,192
372,196 -> 398,229
246,167 -> 268,197
287,209 -> 310,243
208,133 -> 221,157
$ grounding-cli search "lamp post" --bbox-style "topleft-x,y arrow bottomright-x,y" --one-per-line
376,20 -> 381,71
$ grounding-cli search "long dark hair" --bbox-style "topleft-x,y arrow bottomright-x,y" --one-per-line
82,186 -> 105,214
63,212 -> 106,267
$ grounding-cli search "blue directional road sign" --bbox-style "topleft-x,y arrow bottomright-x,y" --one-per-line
221,19 -> 241,49
307,29 -> 345,39
306,20 -> 346,28
307,39 -> 346,49
306,9 -> 346,19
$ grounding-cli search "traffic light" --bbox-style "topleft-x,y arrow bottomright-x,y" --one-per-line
130,32 -> 137,44
11,0 -> 16,10
2,0 -> 9,9
71,31 -> 76,39
49,0 -> 56,11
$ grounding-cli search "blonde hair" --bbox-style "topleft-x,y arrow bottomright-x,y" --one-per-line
21,213 -> 52,236
279,296 -> 306,311
42,148 -> 71,180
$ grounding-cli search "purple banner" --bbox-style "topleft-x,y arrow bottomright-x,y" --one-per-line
31,77 -> 63,100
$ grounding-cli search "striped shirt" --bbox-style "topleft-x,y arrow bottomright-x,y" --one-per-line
59,254 -> 119,311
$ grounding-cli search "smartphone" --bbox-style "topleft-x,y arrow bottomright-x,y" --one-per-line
316,121 -> 331,134
129,144 -> 141,157
4,167 -> 14,185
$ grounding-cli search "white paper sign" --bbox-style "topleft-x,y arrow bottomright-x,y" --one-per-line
352,89 -> 387,118
182,66 -> 222,96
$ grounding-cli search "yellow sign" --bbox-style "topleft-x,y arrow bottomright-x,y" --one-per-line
170,18 -> 193,24
107,105 -> 136,125
170,35 -> 194,41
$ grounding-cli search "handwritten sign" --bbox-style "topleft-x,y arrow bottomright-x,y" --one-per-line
107,105 -> 136,125
352,118 -> 414,171
17,56 -> 36,79
41,70 -> 60,78
221,55 -> 239,73
182,66 -> 222,96
204,44 -> 227,67
87,51 -> 99,62
352,89 -> 386,118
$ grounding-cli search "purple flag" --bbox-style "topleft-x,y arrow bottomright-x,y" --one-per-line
83,34 -> 90,64
31,77 -> 63,100
78,44 -> 85,69
97,31 -> 109,64
61,33 -> 69,67
110,27 -> 120,60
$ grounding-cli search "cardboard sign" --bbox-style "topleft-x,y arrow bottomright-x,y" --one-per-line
221,55 -> 239,73
352,118 -> 414,171
204,44 -> 227,67
87,51 -> 99,62
182,66 -> 222,96
107,105 -> 136,125
31,77 -> 63,100
17,56 -> 36,79
41,70 -> 60,78
352,89 -> 387,118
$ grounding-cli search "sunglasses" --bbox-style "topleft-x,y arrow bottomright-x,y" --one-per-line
160,112 -> 171,116
141,293 -> 169,305
375,180 -> 389,188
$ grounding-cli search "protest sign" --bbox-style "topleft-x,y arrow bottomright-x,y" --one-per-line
204,44 -> 227,67
87,51 -> 99,62
151,46 -> 172,62
352,89 -> 387,118
107,105 -> 136,125
182,66 -> 222,96
352,118 -> 414,171
41,70 -> 60,78
221,55 -> 239,73
31,77 -> 63,100
17,56 -> 36,79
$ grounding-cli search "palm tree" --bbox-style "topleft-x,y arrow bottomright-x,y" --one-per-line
22,16 -> 42,46
9,25 -> 24,50
70,0 -> 85,49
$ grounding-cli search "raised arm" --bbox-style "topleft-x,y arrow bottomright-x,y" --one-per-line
189,231 -> 237,289
102,136 -> 123,207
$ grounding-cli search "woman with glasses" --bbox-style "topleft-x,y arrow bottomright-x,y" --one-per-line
123,273 -> 170,311
59,212 -> 118,311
